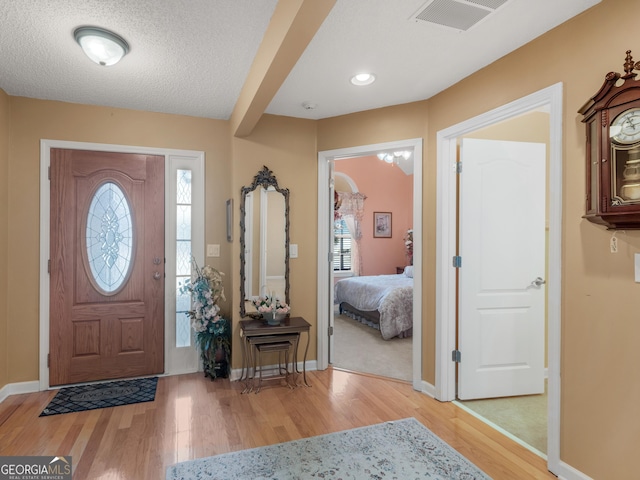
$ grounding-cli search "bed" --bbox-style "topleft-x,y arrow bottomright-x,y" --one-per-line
334,266 -> 413,340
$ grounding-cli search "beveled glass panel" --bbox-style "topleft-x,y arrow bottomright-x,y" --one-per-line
176,241 -> 191,276
176,277 -> 191,347
86,182 -> 133,293
177,169 -> 192,204
176,204 -> 191,240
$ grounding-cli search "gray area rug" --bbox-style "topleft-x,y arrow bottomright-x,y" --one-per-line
166,418 -> 491,480
332,314 -> 412,382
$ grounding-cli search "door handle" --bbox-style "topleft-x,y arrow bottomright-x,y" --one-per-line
153,272 -> 162,280
531,276 -> 546,287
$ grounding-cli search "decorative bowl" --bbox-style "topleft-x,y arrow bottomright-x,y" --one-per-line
262,312 -> 288,325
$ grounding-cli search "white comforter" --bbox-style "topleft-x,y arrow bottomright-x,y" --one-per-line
334,274 -> 413,340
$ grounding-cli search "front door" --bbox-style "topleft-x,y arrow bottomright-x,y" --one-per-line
49,149 -> 165,386
458,138 -> 546,400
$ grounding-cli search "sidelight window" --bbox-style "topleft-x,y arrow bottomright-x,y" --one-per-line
175,169 -> 192,348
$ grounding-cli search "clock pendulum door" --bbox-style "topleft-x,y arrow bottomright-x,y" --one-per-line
619,147 -> 640,201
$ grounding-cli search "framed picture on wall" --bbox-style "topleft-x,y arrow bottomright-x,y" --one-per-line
373,212 -> 392,238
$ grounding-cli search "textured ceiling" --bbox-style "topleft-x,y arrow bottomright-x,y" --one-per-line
0,0 -> 600,122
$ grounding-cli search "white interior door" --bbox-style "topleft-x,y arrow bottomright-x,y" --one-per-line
458,138 -> 546,400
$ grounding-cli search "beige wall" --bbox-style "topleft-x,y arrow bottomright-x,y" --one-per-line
6,97 -> 234,383
429,1 -> 638,477
231,114 -> 318,367
1,0 -> 638,476
318,0 -> 637,477
317,101 -> 433,372
0,88 -> 9,389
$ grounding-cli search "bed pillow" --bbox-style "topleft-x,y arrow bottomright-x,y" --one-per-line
404,266 -> 414,278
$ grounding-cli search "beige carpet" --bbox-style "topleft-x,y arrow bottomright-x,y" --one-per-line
331,314 -> 412,382
458,381 -> 547,454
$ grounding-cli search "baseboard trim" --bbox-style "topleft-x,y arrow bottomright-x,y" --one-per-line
556,461 -> 594,480
420,380 -> 436,398
0,381 -> 40,403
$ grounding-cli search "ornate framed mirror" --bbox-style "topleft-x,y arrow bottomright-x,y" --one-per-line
239,166 -> 290,318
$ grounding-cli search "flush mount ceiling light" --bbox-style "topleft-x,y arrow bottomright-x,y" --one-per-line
350,73 -> 376,86
74,26 -> 129,66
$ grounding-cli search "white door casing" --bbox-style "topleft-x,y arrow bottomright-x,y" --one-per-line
458,138 -> 546,400
40,140 -> 205,388
317,138 -> 423,391
436,83 -> 563,474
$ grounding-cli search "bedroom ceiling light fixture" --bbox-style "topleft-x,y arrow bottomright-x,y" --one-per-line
377,151 -> 412,164
350,73 -> 376,86
74,26 -> 129,66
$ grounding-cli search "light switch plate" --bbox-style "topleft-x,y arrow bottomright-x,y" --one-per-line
635,253 -> 640,283
207,244 -> 220,257
290,244 -> 298,258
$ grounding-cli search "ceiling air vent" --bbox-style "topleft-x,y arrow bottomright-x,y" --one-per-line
411,0 -> 509,32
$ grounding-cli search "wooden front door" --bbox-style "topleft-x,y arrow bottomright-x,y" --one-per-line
49,149 -> 165,386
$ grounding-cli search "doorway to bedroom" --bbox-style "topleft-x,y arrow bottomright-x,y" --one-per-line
316,138 -> 423,391
331,157 -> 414,382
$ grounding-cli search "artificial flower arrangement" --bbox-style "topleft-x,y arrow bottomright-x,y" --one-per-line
251,293 -> 290,324
404,228 -> 413,265
180,257 -> 230,379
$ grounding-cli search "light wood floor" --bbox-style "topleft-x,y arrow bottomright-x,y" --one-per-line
0,369 -> 556,479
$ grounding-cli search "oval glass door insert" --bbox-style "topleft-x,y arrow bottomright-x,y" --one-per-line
86,182 -> 133,293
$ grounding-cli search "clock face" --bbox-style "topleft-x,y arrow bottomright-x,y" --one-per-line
611,108 -> 640,144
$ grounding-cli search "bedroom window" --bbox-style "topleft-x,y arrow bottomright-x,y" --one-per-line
333,218 -> 352,271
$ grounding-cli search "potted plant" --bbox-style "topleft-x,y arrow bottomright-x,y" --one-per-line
404,228 -> 413,266
180,258 -> 230,379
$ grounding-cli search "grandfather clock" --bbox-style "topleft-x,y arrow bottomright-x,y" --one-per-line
579,50 -> 640,228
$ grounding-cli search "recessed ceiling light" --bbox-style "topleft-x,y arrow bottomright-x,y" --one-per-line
350,73 -> 376,86
74,26 -> 129,66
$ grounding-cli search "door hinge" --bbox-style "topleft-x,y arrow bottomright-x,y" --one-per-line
47,259 -> 50,274
452,255 -> 462,268
47,354 -> 50,368
328,325 -> 334,336
452,350 -> 461,363
456,161 -> 462,174
48,166 -> 51,180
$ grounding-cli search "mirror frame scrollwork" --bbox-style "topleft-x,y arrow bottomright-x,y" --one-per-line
239,166 -> 290,318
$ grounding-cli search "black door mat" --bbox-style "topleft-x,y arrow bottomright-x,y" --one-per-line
40,377 -> 158,417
